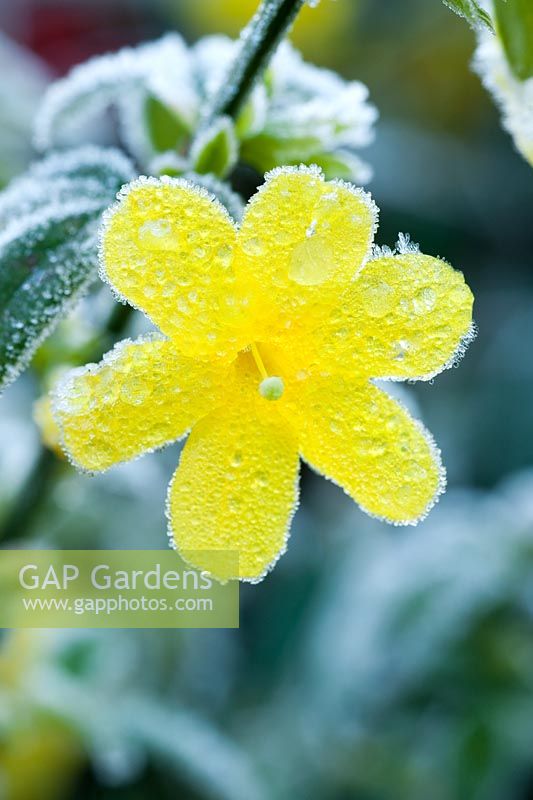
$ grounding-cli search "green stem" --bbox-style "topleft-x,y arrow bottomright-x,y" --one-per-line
203,0 -> 307,126
0,447 -> 60,544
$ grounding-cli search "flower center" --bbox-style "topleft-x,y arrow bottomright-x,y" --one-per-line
250,342 -> 284,401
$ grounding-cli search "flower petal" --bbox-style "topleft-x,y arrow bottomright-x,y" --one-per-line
283,374 -> 444,524
305,252 -> 474,381
53,335 -> 228,471
100,177 -> 249,359
237,166 -> 377,342
168,395 -> 300,582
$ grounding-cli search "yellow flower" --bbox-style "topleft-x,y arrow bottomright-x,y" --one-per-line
33,368 -> 73,458
33,394 -> 63,455
52,167 -> 474,582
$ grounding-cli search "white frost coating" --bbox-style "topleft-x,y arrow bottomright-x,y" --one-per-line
34,34 -> 196,153
0,146 -> 134,230
474,27 -> 533,167
192,35 -> 269,138
192,35 -> 240,101
395,232 -> 420,254
142,34 -> 196,120
34,31 -> 376,182
0,200 -> 103,254
25,144 -> 134,180
181,172 -> 245,222
149,151 -> 189,176
265,42 -> 378,149
194,34 -> 375,182
0,145 -> 135,394
371,232 -> 419,260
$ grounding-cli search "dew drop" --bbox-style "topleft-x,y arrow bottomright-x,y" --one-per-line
405,462 -> 428,481
242,236 -> 264,257
360,437 -> 386,457
362,279 -> 394,317
413,287 -> 436,314
393,339 -> 411,361
217,244 -> 233,268
121,379 -> 149,406
289,237 -> 334,286
254,471 -> 268,488
449,284 -> 471,305
162,282 -> 176,297
138,219 -> 177,250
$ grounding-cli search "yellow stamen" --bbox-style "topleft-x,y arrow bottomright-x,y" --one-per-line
250,342 -> 268,380
250,343 -> 284,401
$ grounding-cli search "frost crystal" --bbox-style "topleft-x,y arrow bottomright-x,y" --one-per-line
474,26 -> 533,168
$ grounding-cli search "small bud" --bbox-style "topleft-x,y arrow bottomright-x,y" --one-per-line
259,376 -> 284,401
190,115 -> 238,178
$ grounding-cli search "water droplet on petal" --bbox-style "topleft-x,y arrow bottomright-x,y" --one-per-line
405,462 -> 428,481
289,237 -> 334,286
138,219 -> 177,250
413,287 -> 436,314
242,237 -> 264,256
217,244 -> 233,267
362,279 -> 394,317
393,339 -> 411,361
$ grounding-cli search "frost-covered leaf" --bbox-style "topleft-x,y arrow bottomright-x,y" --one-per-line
474,23 -> 533,167
190,116 -> 238,178
149,151 -> 189,178
443,0 -> 494,31
493,0 -> 533,81
240,42 -> 376,178
234,86 -> 268,140
34,34 -> 196,156
144,95 -> 190,152
0,146 -> 134,392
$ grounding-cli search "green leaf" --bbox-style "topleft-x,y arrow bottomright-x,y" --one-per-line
443,0 -> 494,31
301,150 -> 373,185
190,116 -> 238,178
241,132 -> 323,173
494,0 -> 533,81
0,146 -> 134,392
144,94 -> 190,153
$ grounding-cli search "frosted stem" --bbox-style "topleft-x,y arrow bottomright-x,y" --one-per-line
203,0 -> 307,126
